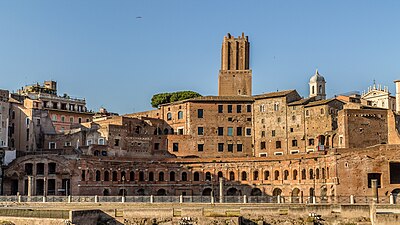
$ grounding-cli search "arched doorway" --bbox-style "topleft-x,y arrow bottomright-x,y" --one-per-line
392,189 -> 400,204
291,188 -> 300,203
137,188 -> 145,196
250,188 -> 262,196
156,189 -> 167,196
103,189 -> 110,196
320,185 -> 328,203
227,187 -> 239,196
202,188 -> 212,196
272,188 -> 282,196
118,189 -> 127,196
272,188 -> 282,203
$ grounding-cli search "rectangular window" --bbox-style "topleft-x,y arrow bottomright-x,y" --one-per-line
272,130 -> 276,137
237,127 -> 242,136
308,138 -> 315,146
261,131 -> 265,137
276,141 -> 281,149
290,150 -> 299,154
87,139 -> 92,146
198,109 -> 204,118
292,139 -> 298,147
367,173 -> 382,188
218,127 -> 224,136
261,141 -> 266,149
98,138 -> 105,145
69,117 -> 74,123
49,142 -> 56,149
390,162 -> 400,184
218,105 -> 223,113
237,144 -> 243,152
290,128 -> 294,132
246,128 -> 251,136
154,143 -> 160,150
173,143 -> 179,152
237,105 -> 242,113
198,144 -> 204,152
227,105 -> 232,113
227,127 -> 233,136
247,117 -> 252,122
177,128 -> 184,135
198,127 -> 204,135
114,139 -> 120,146
247,105 -> 251,112
52,115 -> 57,121
227,144 -> 233,152
274,152 -> 283,156
218,143 -> 224,152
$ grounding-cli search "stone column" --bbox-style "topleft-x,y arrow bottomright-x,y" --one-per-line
371,179 -> 378,203
27,176 -> 33,197
219,177 -> 224,203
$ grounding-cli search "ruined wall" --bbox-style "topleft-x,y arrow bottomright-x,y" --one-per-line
337,108 -> 388,148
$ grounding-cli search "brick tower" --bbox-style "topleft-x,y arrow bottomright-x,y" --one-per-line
218,33 -> 252,96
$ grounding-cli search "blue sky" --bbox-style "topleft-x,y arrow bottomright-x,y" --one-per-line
1,1 -> 399,114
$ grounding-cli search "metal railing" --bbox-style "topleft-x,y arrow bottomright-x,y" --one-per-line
0,195 -> 398,205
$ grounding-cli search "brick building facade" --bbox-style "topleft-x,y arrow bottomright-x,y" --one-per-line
2,33 -> 400,201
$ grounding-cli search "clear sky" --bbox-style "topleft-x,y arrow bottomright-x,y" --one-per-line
1,1 -> 399,114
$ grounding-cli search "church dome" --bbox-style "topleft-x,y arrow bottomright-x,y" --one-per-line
309,69 -> 325,83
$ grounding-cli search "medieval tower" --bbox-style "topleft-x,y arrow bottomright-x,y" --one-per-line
218,33 -> 252,96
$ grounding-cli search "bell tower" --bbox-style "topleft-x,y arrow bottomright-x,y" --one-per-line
218,33 -> 252,96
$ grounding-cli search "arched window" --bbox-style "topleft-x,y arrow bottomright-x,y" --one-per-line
309,169 -> 314,179
284,170 -> 289,180
301,169 -> 306,180
167,113 -> 172,120
112,171 -> 118,181
94,150 -> 100,156
293,169 -> 298,180
326,167 -> 330,179
149,172 -> 154,181
205,172 -> 211,181
274,170 -> 280,180
241,171 -> 247,181
95,170 -> 101,181
312,86 -> 315,94
229,171 -> 235,181
194,172 -> 200,181
322,168 -> 326,179
129,171 -> 134,181
253,171 -> 259,180
316,168 -> 320,179
159,172 -> 164,181
319,85 -> 322,93
121,171 -> 126,181
320,108 -> 324,115
104,171 -> 110,181
217,171 -> 223,179
139,171 -> 145,181
178,111 -> 183,119
170,171 -> 175,181
181,172 -> 187,181
264,171 -> 270,180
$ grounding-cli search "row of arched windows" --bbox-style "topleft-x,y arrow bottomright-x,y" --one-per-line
89,167 -> 330,182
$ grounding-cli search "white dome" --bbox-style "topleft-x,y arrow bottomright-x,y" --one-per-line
309,69 -> 326,83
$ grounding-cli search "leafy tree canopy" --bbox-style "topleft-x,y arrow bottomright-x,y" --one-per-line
151,91 -> 202,108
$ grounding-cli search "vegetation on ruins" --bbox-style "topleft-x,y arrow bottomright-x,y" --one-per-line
151,91 -> 202,108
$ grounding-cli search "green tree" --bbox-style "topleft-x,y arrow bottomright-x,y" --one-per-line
151,91 -> 201,108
